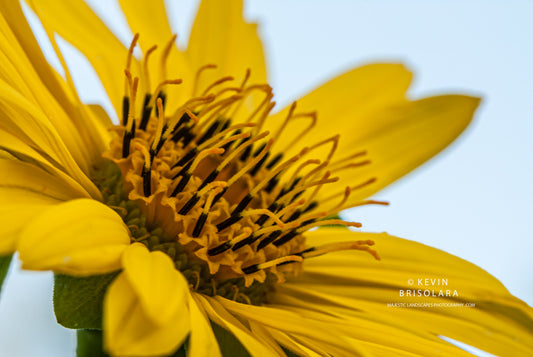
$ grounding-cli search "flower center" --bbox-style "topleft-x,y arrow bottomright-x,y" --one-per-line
94,34 -> 381,305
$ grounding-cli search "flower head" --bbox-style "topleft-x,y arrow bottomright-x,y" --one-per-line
0,0 -> 531,356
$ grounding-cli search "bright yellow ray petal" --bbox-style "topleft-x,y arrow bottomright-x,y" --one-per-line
0,159 -> 90,201
86,104 -> 115,148
104,272 -> 190,357
187,0 -> 266,120
266,328 -> 323,357
188,296 -> 222,357
280,229 -> 533,357
0,11 -> 95,171
0,7 -> 109,161
214,296 -> 370,357
29,0 -> 135,115
118,0 -> 172,51
271,292 -> 474,357
0,187 -> 60,254
266,63 -> 412,154
0,130 -> 94,199
0,78 -> 101,199
321,95 -> 481,205
0,0 -> 84,120
193,293 -> 279,357
17,199 -> 130,275
118,0 -> 192,112
121,243 -> 189,326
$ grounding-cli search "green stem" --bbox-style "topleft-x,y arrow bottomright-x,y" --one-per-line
76,330 -> 109,357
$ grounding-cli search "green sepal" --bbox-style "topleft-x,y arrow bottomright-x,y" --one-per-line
0,254 -> 12,294
54,272 -> 119,329
76,330 -> 109,357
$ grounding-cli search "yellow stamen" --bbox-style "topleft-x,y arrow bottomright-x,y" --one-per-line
193,64 -> 217,96
142,45 -> 158,92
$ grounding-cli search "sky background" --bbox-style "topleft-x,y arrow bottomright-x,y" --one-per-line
0,0 -> 531,356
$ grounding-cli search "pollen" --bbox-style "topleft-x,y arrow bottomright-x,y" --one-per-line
96,34 -> 381,304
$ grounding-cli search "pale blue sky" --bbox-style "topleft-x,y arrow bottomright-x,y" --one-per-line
0,1 -> 531,356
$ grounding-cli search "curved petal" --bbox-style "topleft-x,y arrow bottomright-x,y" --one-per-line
0,159 -> 90,201
188,295 -> 222,357
193,293 -> 279,357
215,296 -> 371,357
266,63 -> 413,154
0,187 -> 60,254
276,229 -> 533,357
0,78 -> 101,199
17,199 -> 130,275
104,271 -> 190,357
121,243 -> 189,326
0,13 -> 94,172
118,0 -> 192,111
0,130 -> 92,198
322,95 -> 481,205
0,0 -> 83,119
118,0 -> 173,51
29,0 -> 135,115
187,0 -> 266,120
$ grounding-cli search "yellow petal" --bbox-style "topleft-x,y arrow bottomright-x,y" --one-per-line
121,243 -> 189,326
320,95 -> 481,205
266,63 -> 412,154
0,0 -> 82,117
188,295 -> 222,357
0,78 -> 101,199
214,296 -> 368,357
118,0 -> 192,112
18,199 -> 130,275
0,159 -> 90,200
29,0 -> 135,115
193,293 -> 279,357
104,271 -> 190,357
118,0 -> 172,50
0,187 -> 60,254
187,0 -> 266,120
0,129 -> 92,198
280,229 -> 533,356
0,12 -> 95,173
86,103 -> 115,138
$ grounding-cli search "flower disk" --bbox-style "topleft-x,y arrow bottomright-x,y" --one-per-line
99,37 -> 379,303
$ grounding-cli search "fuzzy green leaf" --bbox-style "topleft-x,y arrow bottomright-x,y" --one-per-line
54,272 -> 118,329
0,255 -> 12,294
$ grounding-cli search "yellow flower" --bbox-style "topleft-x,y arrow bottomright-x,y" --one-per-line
0,0 -> 531,356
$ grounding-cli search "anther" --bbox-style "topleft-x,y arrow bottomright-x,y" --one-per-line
139,94 -> 152,131
257,231 -> 282,250
149,98 -> 166,159
242,255 -> 303,275
208,228 -> 252,256
135,144 -> 152,197
180,182 -> 226,216
192,213 -> 208,237
122,73 -> 139,158
266,153 -> 283,169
